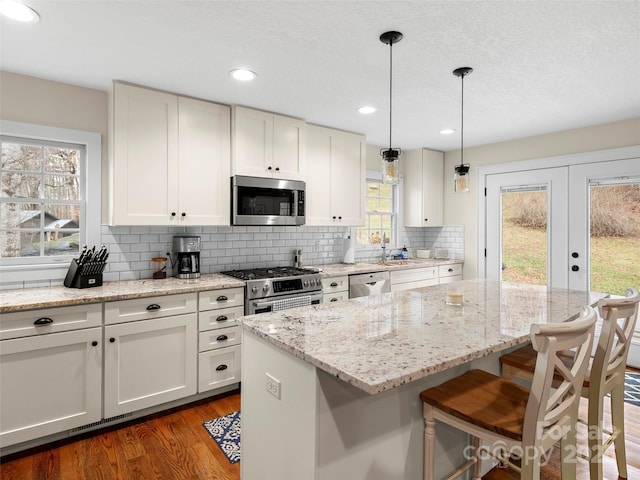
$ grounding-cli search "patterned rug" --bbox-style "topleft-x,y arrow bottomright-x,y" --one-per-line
626,371 -> 640,407
203,410 -> 241,464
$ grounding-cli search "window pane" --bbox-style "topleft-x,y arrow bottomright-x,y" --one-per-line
379,183 -> 392,198
370,215 -> 381,229
381,215 -> 392,229
1,202 -> 39,229
1,172 -> 41,198
44,147 -> 80,174
366,197 -> 380,211
379,198 -> 392,212
367,183 -> 380,196
1,142 -> 42,172
44,174 -> 80,200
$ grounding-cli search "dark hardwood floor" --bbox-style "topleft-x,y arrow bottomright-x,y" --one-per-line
2,380 -> 639,480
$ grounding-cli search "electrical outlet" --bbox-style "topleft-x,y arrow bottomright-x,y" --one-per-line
265,372 -> 281,399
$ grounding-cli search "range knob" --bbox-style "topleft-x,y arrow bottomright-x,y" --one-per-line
309,279 -> 316,286
303,280 -> 310,287
263,285 -> 270,292
251,286 -> 259,294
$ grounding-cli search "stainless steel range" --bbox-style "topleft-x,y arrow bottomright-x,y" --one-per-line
221,267 -> 323,315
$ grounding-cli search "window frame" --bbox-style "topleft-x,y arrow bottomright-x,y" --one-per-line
0,120 -> 101,285
355,170 -> 400,252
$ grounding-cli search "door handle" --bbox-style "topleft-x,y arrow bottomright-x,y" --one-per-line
571,265 -> 580,272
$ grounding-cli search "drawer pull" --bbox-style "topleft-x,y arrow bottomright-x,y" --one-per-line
448,268 -> 454,272
216,334 -> 229,341
216,295 -> 228,302
330,282 -> 338,287
216,315 -> 228,322
92,341 -> 98,347
146,304 -> 161,311
34,317 -> 53,326
330,298 -> 338,302
109,337 -> 116,343
216,364 -> 228,371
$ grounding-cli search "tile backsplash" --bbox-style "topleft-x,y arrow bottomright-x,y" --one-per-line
2,225 -> 464,288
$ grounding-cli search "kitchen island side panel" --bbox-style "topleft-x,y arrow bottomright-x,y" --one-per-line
241,332 -> 318,480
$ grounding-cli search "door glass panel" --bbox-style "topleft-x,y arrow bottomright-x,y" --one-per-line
589,182 -> 640,296
501,187 -> 548,285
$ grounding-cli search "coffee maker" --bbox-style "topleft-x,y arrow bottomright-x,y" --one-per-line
173,235 -> 201,279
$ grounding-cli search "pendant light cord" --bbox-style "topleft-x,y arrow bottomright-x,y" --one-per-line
389,39 -> 393,150
460,73 -> 464,167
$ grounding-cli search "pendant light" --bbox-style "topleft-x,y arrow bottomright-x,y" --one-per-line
380,31 -> 403,185
453,66 -> 473,193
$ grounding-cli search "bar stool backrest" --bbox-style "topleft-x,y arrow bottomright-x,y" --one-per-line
591,288 -> 640,394
523,306 -> 597,450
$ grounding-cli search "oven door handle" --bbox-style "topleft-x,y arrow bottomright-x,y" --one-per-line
253,300 -> 275,310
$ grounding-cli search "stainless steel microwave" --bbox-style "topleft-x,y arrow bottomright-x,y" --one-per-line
231,175 -> 305,226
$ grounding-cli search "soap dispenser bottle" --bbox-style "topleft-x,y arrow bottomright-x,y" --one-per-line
401,245 -> 408,259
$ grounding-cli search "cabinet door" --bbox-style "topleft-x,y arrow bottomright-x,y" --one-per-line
198,344 -> 241,393
401,149 -> 443,227
304,124 -> 333,225
0,328 -> 102,447
232,107 -> 274,177
273,114 -> 305,180
177,97 -> 231,225
330,130 -> 365,225
104,314 -> 197,417
112,83 -> 179,225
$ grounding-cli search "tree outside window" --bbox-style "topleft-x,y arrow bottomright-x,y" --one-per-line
1,136 -> 83,260
357,179 -> 395,246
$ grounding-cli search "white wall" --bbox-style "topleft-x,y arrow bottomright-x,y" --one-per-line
443,118 -> 640,279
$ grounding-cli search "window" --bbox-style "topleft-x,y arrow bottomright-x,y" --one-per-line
0,121 -> 101,285
1,136 -> 84,262
356,177 -> 396,246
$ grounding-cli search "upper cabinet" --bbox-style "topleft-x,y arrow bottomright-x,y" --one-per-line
107,82 -> 230,226
401,148 -> 444,227
305,125 -> 366,226
232,106 -> 305,180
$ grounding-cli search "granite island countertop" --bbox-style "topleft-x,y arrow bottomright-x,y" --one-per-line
0,274 -> 245,313
309,258 -> 463,277
241,279 -> 605,395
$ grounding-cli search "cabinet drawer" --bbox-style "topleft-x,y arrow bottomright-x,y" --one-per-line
439,264 -> 463,278
390,267 -> 438,285
199,288 -> 244,311
324,291 -> 349,303
0,303 -> 102,340
198,345 -> 241,393
439,275 -> 463,285
199,306 -> 244,332
104,293 -> 197,325
198,325 -> 242,351
321,276 -> 348,293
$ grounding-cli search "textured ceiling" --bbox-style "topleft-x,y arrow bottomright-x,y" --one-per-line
1,0 -> 639,151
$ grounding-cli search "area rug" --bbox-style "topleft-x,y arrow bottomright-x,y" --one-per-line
203,410 -> 241,464
625,371 -> 640,407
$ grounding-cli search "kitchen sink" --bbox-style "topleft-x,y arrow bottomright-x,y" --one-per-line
375,259 -> 422,266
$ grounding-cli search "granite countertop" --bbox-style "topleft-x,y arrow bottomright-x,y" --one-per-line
0,274 -> 245,313
310,258 -> 463,277
241,279 -> 605,395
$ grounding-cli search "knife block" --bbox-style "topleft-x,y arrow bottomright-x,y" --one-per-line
63,259 -> 104,288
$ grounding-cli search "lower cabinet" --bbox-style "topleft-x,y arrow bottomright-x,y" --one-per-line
0,327 -> 102,448
390,263 -> 464,292
322,275 -> 349,302
197,288 -> 244,392
438,264 -> 463,284
103,313 -> 197,418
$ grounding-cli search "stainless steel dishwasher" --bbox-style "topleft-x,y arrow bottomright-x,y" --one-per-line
349,271 -> 390,298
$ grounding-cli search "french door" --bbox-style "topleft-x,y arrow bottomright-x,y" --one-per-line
482,154 -> 640,365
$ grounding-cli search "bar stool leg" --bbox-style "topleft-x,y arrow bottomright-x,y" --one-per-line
588,393 -> 605,480
560,416 -> 578,480
471,436 -> 481,480
610,383 -> 628,479
423,403 -> 436,480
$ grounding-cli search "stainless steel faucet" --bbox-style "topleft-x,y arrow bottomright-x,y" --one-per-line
381,232 -> 387,261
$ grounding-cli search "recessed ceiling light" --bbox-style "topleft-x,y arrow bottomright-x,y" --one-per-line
229,69 -> 257,81
440,129 -> 456,135
0,0 -> 39,23
358,106 -> 377,114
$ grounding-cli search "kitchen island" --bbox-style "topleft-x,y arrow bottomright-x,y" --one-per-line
240,279 -> 603,480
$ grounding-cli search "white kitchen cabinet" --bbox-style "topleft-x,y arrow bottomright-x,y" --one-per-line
232,106 -> 305,180
401,148 -> 443,227
103,294 -> 198,417
305,124 -> 366,226
390,266 -> 439,292
322,275 -> 349,302
0,305 -> 102,448
108,82 -> 230,226
197,288 -> 244,393
438,263 -> 463,284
